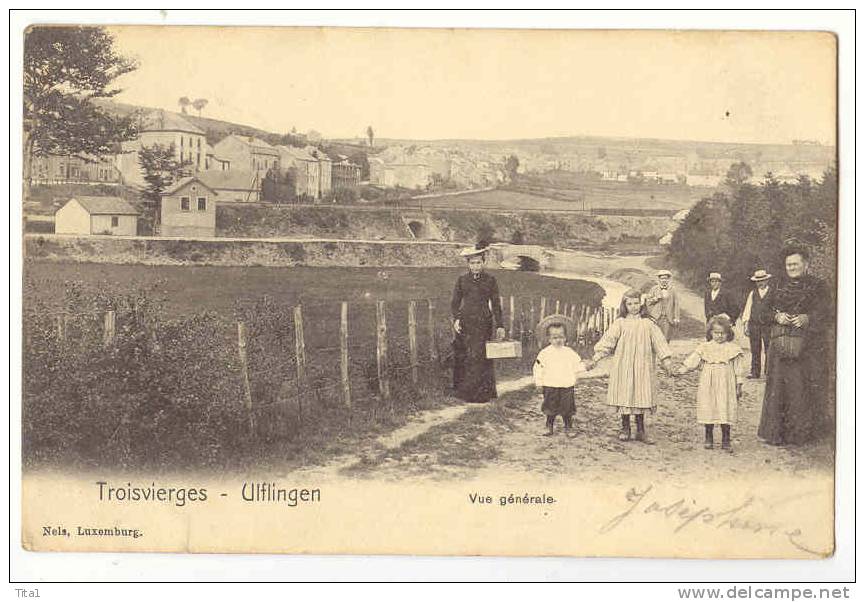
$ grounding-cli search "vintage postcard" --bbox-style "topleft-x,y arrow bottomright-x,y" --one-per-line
17,22 -> 840,560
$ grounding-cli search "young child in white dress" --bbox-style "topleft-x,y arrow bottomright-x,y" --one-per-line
592,289 -> 673,444
675,314 -> 746,451
533,321 -> 591,438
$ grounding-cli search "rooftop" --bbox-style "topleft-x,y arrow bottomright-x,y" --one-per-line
140,110 -> 205,135
198,170 -> 260,191
67,196 -> 139,216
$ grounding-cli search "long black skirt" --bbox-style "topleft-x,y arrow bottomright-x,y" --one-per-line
452,318 -> 497,403
757,342 -> 821,445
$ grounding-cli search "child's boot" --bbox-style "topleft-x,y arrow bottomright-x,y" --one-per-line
565,415 -> 577,439
543,415 -> 555,437
618,414 -> 631,441
721,424 -> 732,452
704,425 -> 714,449
634,414 -> 654,445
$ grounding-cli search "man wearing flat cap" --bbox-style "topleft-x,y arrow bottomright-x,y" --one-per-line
644,269 -> 680,341
703,272 -> 740,325
741,269 -> 774,379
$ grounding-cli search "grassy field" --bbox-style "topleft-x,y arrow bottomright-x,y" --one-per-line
24,261 -> 603,319
412,177 -> 707,213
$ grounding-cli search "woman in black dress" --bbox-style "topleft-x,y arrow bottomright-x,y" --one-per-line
451,243 -> 505,403
757,246 -> 828,445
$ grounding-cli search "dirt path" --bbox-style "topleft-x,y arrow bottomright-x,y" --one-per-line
335,253 -> 833,486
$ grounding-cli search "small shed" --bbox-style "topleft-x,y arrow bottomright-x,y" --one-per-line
55,196 -> 139,236
160,176 -> 218,237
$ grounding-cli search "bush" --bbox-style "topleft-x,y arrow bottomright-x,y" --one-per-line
23,286 -> 248,471
669,169 -> 837,299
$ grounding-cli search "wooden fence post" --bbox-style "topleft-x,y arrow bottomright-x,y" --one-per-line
508,295 -> 515,339
408,300 -> 418,384
376,300 -> 390,405
555,299 -> 561,315
237,322 -> 254,433
55,315 -> 66,342
539,297 -> 547,320
103,310 -> 116,347
427,299 -> 438,363
340,302 -> 351,415
294,305 -> 306,424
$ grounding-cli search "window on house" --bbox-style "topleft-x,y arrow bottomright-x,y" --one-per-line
181,196 -> 190,211
111,216 -> 119,227
197,197 -> 207,211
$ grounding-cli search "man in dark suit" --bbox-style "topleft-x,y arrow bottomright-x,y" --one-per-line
704,272 -> 740,324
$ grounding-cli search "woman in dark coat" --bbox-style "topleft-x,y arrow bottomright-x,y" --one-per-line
757,247 -> 828,445
451,243 -> 505,403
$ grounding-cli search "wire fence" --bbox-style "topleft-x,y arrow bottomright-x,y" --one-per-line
21,284 -> 612,468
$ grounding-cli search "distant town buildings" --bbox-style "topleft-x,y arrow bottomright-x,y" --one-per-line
212,134 -> 280,174
118,110 -> 208,186
331,155 -> 362,190
277,146 -> 321,199
31,153 -> 120,186
55,196 -> 139,236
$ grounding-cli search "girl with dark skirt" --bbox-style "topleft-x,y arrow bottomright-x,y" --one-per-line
451,242 -> 505,404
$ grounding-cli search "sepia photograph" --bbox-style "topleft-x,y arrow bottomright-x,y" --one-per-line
11,10 -> 853,578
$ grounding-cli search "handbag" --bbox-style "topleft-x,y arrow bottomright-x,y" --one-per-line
769,323 -> 806,360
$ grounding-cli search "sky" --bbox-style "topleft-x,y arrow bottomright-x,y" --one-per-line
107,26 -> 837,145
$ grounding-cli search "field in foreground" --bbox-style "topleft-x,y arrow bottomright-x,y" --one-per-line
22,260 -> 605,472
23,261 -> 604,321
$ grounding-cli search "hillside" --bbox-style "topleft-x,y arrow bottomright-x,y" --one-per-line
92,98 -> 283,146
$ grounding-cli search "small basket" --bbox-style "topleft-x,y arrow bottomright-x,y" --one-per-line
485,340 -> 523,359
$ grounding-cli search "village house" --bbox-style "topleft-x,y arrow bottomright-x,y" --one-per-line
117,111 -> 208,187
276,146 -> 321,200
30,153 -> 121,187
312,148 -> 333,198
212,135 -> 280,174
55,196 -> 139,236
331,156 -> 362,190
198,170 -> 262,203
369,158 -> 432,189
204,144 -> 231,171
159,176 -> 218,237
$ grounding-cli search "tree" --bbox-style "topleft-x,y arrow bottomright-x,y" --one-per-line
366,125 -> 375,148
23,26 -> 138,195
262,167 -> 297,204
137,144 -> 189,232
724,161 -> 753,189
192,98 -> 208,117
178,96 -> 191,114
504,154 -> 520,181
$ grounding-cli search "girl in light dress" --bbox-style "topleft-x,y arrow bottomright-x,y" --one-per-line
675,314 -> 745,452
592,289 -> 674,444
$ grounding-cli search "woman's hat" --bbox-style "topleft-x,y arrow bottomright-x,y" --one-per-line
535,314 -> 575,345
656,269 -> 673,278
459,241 -> 491,258
707,272 -> 723,281
750,269 -> 772,282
